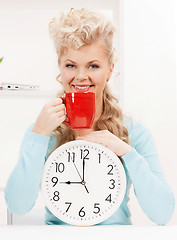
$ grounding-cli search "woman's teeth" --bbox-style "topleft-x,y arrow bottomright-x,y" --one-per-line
73,85 -> 93,92
75,86 -> 89,89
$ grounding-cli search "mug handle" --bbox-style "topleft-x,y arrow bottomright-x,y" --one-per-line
60,96 -> 72,128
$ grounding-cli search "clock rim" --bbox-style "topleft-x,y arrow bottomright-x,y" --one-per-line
41,140 -> 127,226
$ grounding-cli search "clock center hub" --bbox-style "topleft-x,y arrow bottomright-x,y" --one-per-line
81,180 -> 86,185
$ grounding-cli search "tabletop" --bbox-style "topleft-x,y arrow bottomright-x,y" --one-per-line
0,225 -> 177,240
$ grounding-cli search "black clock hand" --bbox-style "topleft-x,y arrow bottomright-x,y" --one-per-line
83,159 -> 85,182
82,160 -> 89,194
60,181 -> 82,184
60,180 -> 89,193
72,160 -> 89,194
83,184 -> 89,194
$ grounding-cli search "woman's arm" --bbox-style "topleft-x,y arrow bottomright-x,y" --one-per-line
4,124 -> 55,215
121,119 -> 175,225
76,119 -> 175,225
5,98 -> 65,215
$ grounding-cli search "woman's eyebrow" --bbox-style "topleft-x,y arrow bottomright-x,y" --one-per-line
88,60 -> 101,64
64,59 -> 101,64
65,59 -> 77,64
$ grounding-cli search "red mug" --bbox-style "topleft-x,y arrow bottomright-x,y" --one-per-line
61,92 -> 95,129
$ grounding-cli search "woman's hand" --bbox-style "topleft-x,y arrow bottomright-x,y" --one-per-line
76,130 -> 133,156
32,98 -> 66,136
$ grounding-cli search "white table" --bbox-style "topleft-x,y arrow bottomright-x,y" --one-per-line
0,225 -> 176,240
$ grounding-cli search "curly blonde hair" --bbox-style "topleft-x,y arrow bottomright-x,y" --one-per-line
49,8 -> 116,65
49,8 -> 129,149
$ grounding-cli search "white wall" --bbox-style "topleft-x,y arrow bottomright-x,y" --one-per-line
0,0 -> 120,225
0,0 -> 119,186
121,0 -> 177,225
0,0 -> 176,225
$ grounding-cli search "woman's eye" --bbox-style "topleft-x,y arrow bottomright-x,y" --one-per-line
89,64 -> 99,69
66,64 -> 75,68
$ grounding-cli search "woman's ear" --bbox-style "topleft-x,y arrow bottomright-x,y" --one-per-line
107,63 -> 114,82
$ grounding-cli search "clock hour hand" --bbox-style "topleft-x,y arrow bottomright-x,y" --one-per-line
60,181 -> 82,184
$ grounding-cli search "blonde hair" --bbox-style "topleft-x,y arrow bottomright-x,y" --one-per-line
49,8 -> 129,149
49,8 -> 116,65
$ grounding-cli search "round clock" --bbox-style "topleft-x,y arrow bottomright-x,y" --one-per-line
41,140 -> 126,226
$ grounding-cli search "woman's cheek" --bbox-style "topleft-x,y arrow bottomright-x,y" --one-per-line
62,72 -> 75,85
90,72 -> 107,84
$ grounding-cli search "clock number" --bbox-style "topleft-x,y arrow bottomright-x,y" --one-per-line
65,202 -> 72,212
79,207 -> 86,217
93,203 -> 100,214
109,179 -> 115,189
51,177 -> 58,187
67,152 -> 75,162
53,191 -> 60,201
105,194 -> 112,203
55,162 -> 65,173
107,164 -> 114,175
80,149 -> 89,160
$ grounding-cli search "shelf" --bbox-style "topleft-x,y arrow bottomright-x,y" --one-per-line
0,90 -> 58,97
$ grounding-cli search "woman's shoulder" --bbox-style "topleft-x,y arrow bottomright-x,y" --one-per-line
122,115 -> 148,132
122,115 -> 153,147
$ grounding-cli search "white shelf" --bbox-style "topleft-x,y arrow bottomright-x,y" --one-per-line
0,90 -> 57,97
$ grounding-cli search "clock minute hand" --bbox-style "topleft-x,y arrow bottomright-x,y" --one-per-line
72,158 -> 89,194
82,159 -> 90,194
82,159 -> 85,182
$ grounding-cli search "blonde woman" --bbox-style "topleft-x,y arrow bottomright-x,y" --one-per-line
5,8 -> 175,225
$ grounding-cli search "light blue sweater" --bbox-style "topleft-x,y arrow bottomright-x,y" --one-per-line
5,117 -> 175,225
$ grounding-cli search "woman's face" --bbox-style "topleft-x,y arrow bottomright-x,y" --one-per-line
58,42 -> 114,105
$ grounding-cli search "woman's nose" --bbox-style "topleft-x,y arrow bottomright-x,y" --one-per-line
75,68 -> 88,81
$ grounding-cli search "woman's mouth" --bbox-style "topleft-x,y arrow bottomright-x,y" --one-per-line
72,84 -> 94,93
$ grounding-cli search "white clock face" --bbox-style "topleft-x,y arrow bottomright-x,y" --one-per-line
41,140 -> 126,226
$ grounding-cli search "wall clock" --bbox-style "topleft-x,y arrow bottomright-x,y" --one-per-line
41,140 -> 126,226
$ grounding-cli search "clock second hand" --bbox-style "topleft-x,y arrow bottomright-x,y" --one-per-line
83,183 -> 89,194
72,161 -> 82,180
72,160 -> 89,194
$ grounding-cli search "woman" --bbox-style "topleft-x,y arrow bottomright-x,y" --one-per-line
5,8 -> 175,225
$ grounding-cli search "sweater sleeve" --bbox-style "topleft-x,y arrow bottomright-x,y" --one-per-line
4,124 -> 56,215
121,119 -> 175,225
